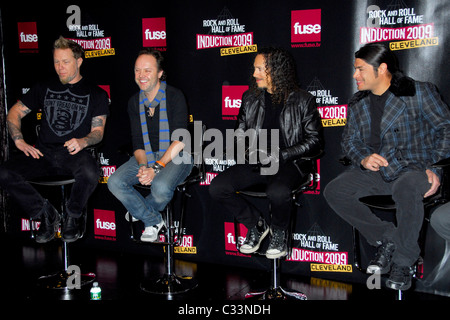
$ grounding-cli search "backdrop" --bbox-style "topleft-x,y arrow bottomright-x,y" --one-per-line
1,0 -> 449,297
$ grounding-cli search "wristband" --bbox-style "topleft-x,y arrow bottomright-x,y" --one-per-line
139,164 -> 147,168
156,160 -> 166,168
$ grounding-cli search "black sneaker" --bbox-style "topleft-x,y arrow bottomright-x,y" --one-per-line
266,228 -> 288,259
386,264 -> 414,290
62,215 -> 81,243
239,219 -> 269,254
367,240 -> 395,274
36,200 -> 60,243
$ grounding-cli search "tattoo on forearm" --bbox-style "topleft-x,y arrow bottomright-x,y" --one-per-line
7,120 -> 24,141
84,131 -> 103,147
83,115 -> 106,147
7,102 -> 31,141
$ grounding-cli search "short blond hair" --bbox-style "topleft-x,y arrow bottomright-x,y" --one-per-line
53,36 -> 84,59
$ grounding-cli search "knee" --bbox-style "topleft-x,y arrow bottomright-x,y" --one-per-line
151,179 -> 174,201
323,178 -> 340,203
393,171 -> 429,199
107,171 -> 125,194
77,157 -> 100,185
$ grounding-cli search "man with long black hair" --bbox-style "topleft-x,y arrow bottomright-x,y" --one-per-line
324,43 -> 450,290
209,47 -> 323,259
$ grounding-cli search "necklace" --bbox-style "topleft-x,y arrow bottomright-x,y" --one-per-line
147,107 -> 156,118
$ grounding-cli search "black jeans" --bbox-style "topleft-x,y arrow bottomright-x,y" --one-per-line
0,144 -> 99,218
324,168 -> 431,266
209,161 -> 309,231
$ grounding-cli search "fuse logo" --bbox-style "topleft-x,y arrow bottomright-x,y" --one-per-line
224,222 -> 249,256
142,17 -> 166,48
291,9 -> 321,44
18,22 -> 39,50
222,85 -> 248,119
94,209 -> 116,240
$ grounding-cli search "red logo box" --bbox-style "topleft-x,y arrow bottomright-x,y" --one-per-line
224,221 -> 247,252
291,9 -> 321,43
142,17 -> 166,48
18,22 -> 38,50
94,209 -> 116,240
222,85 -> 248,116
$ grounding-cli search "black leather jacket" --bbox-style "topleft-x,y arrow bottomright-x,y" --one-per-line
236,89 -> 323,162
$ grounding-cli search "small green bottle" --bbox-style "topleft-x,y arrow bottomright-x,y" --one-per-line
90,282 -> 102,300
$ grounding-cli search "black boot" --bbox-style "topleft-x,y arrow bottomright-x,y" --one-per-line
36,200 -> 60,243
62,215 -> 81,243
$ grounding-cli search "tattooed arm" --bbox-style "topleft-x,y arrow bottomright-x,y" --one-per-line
64,115 -> 107,155
7,101 -> 43,159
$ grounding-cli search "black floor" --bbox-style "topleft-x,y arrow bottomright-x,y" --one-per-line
1,231 -> 448,316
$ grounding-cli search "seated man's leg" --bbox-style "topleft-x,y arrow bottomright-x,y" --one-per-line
324,168 -> 395,246
209,164 -> 268,253
264,161 -> 303,259
325,169 -> 398,275
66,151 -> 100,217
0,153 -> 60,243
61,150 -> 100,241
107,156 -> 148,222
387,170 -> 431,290
140,152 -> 193,242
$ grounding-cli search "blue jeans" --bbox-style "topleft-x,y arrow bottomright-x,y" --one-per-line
107,152 -> 193,227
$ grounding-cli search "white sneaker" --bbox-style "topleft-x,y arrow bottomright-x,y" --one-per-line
140,220 -> 165,242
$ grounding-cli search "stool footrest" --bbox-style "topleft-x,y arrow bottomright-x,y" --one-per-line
140,273 -> 198,295
37,270 -> 96,289
245,287 -> 307,300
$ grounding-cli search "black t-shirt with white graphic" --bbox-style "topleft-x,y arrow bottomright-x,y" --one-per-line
21,77 -> 109,147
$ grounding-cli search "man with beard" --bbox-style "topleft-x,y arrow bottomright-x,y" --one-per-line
0,37 -> 109,243
107,48 -> 192,242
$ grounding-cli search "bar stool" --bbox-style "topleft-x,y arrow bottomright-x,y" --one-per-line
352,157 -> 450,299
29,174 -> 95,289
129,122 -> 206,295
236,152 -> 321,300
130,159 -> 205,295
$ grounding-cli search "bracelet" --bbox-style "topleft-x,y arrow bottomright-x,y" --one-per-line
156,160 -> 166,168
139,164 -> 147,168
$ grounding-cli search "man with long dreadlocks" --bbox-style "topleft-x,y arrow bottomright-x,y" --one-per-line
209,47 -> 323,258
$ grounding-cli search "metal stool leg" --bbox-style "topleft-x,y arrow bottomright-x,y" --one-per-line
37,241 -> 96,289
245,258 -> 307,300
35,183 -> 95,289
140,202 -> 198,296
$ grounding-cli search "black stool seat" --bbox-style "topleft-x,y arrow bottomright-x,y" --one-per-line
29,175 -> 76,186
239,174 -> 313,198
359,195 -> 396,210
